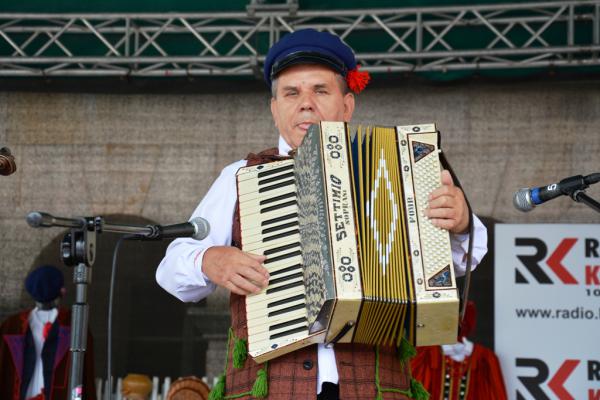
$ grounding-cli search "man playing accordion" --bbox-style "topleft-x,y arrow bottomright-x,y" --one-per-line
156,29 -> 488,400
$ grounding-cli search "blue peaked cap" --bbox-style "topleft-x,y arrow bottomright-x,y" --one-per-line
264,28 -> 357,88
25,265 -> 64,303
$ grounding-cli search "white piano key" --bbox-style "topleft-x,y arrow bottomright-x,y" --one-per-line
240,218 -> 299,239
242,236 -> 299,254
238,174 -> 296,196
239,197 -> 298,218
247,309 -> 307,336
236,160 -> 294,183
242,230 -> 300,248
246,298 -> 306,321
240,205 -> 298,229
246,280 -> 305,306
246,294 -> 306,321
248,327 -> 309,353
247,318 -> 308,342
238,186 -> 296,204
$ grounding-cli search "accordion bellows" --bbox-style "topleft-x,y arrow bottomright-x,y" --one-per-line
237,122 -> 459,363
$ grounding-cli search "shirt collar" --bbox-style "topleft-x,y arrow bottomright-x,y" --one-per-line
278,136 -> 293,156
441,337 -> 474,362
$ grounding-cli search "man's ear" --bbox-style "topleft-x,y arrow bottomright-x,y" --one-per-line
343,92 -> 355,122
270,97 -> 279,129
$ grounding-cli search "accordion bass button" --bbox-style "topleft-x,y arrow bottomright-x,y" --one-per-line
303,360 -> 314,370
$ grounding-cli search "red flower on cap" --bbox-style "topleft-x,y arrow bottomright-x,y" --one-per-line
346,64 -> 371,94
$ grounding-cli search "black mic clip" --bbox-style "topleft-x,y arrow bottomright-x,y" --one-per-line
559,175 -> 590,200
564,173 -> 600,200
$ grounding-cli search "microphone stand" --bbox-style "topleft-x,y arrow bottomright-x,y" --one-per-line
27,213 -> 164,400
60,217 -> 96,400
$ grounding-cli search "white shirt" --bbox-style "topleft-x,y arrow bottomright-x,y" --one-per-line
25,307 -> 58,399
156,135 -> 488,393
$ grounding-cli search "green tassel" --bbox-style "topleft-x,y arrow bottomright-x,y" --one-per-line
232,337 -> 248,369
410,378 -> 429,400
208,374 -> 226,400
397,336 -> 417,364
251,366 -> 268,398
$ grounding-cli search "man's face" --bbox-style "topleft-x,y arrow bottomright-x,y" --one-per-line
270,64 -> 355,149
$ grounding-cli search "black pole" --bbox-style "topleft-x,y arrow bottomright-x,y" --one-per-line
572,190 -> 600,213
60,219 -> 96,400
68,263 -> 91,400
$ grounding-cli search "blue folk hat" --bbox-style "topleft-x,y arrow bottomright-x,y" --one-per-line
25,265 -> 64,303
264,28 -> 370,94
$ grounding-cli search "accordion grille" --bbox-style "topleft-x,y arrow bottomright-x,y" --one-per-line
350,126 -> 415,347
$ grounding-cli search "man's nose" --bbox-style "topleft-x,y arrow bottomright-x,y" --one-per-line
298,93 -> 316,111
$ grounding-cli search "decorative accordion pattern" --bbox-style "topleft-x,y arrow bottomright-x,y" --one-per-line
237,122 -> 459,363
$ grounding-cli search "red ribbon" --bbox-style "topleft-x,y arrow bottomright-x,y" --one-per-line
42,322 -> 52,340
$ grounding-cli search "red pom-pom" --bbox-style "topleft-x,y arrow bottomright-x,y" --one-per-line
346,64 -> 371,94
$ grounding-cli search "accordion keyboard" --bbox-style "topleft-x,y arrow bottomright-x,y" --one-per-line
237,159 -> 312,359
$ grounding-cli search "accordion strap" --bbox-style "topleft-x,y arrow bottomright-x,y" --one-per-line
438,149 -> 475,330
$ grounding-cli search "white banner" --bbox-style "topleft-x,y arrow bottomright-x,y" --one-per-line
495,224 -> 600,400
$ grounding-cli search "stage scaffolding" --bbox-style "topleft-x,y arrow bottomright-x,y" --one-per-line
0,1 -> 598,78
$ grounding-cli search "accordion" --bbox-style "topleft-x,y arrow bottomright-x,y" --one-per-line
236,122 -> 459,363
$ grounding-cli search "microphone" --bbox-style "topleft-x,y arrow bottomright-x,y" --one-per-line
0,147 -> 17,176
27,211 -> 210,240
27,211 -> 86,229
151,217 -> 210,241
513,173 -> 600,212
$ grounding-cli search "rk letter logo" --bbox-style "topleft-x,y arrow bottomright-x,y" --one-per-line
514,238 -> 578,284
516,358 -> 580,400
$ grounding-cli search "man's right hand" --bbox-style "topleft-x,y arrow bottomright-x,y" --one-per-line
202,246 -> 269,296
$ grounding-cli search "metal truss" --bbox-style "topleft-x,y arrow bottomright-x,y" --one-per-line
0,1 -> 598,78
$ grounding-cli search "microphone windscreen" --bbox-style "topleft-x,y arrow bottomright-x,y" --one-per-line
26,212 -> 44,227
513,188 -> 534,212
190,217 -> 210,240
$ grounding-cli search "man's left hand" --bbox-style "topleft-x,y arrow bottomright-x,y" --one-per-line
425,170 -> 469,234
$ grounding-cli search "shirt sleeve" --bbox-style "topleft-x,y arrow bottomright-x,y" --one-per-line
155,159 -> 246,302
450,213 -> 488,276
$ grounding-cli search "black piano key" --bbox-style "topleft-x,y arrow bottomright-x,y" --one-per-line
263,242 -> 300,256
264,250 -> 302,264
268,272 -> 303,286
270,263 -> 302,277
263,229 -> 300,242
270,325 -> 308,340
259,192 -> 296,206
257,163 -> 294,179
259,179 -> 295,193
261,200 -> 297,214
268,293 -> 305,308
262,221 -> 299,234
270,317 -> 307,331
268,302 -> 306,317
266,279 -> 303,294
259,171 -> 295,186
262,213 -> 297,227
